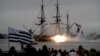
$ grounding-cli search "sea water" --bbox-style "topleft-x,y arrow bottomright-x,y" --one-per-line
0,39 -> 100,51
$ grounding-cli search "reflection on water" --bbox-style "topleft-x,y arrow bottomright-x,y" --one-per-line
0,39 -> 100,51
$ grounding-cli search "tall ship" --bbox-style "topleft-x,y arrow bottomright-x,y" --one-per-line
23,0 -> 84,42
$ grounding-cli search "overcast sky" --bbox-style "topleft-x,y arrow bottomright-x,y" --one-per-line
0,0 -> 100,35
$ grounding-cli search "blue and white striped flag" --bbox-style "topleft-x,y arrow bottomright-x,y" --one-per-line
18,30 -> 32,44
8,27 -> 19,42
8,27 -> 32,44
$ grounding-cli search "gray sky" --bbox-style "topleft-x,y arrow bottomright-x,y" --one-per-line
0,0 -> 100,35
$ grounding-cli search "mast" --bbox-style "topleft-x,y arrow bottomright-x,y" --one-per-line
53,0 -> 61,35
67,11 -> 69,34
36,0 -> 46,35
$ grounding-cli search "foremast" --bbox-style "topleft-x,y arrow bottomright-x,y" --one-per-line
36,0 -> 46,35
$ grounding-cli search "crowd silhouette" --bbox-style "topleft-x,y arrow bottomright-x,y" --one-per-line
0,44 -> 99,56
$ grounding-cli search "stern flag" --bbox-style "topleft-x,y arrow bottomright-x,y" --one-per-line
8,27 -> 32,44
75,23 -> 81,33
76,27 -> 80,33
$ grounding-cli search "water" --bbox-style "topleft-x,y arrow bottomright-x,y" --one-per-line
0,39 -> 100,51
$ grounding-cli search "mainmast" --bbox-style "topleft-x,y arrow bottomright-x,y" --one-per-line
36,0 -> 46,35
53,0 -> 61,35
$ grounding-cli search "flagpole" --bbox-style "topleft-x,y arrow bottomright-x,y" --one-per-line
8,34 -> 10,51
8,26 -> 11,50
21,43 -> 24,52
21,44 -> 23,49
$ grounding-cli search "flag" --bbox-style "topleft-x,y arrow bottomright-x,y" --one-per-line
8,27 -> 19,42
75,23 -> 81,33
18,30 -> 32,44
8,27 -> 32,44
76,27 -> 80,33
